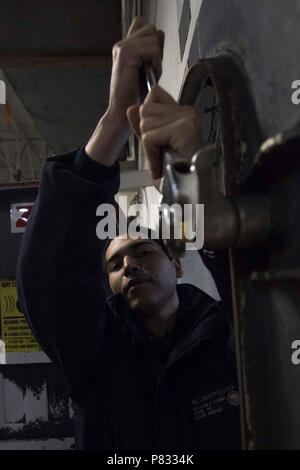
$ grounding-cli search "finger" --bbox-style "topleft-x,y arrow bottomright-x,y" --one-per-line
140,115 -> 183,134
130,27 -> 163,80
142,131 -> 163,179
130,23 -> 158,39
140,103 -> 203,142
140,102 -> 179,119
142,125 -> 176,179
145,147 -> 163,180
143,123 -> 180,154
122,35 -> 161,68
137,37 -> 162,77
130,30 -> 162,79
126,16 -> 146,37
144,86 -> 176,106
127,105 -> 141,138
142,119 -> 198,178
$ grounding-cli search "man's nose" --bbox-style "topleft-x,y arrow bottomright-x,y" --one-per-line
123,255 -> 142,275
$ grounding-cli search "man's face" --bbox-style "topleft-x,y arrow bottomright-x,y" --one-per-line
105,236 -> 181,314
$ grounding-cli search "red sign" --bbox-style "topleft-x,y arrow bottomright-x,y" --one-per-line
10,203 -> 34,233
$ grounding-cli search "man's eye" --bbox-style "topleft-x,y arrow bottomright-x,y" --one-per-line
111,262 -> 122,271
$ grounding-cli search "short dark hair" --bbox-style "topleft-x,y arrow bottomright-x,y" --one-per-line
101,219 -> 172,273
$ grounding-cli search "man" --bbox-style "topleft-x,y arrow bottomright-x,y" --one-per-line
16,17 -> 241,449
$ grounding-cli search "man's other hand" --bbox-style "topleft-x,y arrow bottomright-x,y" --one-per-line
109,17 -> 164,120
85,17 -> 164,166
127,86 -> 204,182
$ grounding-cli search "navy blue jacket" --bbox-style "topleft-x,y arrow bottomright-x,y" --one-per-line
16,146 -> 241,450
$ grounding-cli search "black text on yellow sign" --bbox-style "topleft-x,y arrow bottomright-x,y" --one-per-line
0,279 -> 42,353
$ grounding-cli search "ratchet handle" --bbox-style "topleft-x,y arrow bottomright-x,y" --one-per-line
143,64 -> 197,256
144,63 -> 157,91
144,64 -> 191,193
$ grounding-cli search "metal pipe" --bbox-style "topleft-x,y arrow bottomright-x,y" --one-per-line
194,144 -> 272,250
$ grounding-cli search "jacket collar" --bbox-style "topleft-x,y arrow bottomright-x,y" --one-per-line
106,283 -> 230,347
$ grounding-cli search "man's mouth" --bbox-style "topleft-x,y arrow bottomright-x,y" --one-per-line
125,277 -> 151,293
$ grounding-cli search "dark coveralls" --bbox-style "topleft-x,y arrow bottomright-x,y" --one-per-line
16,146 -> 242,450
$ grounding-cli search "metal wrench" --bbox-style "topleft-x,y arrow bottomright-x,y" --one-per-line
143,64 -> 199,257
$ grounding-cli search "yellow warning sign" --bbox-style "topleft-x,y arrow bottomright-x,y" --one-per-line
0,279 -> 42,353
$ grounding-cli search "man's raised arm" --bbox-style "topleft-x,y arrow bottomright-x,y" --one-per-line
16,17 -> 164,397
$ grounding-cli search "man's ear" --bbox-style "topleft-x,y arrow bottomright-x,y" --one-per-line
172,257 -> 183,278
